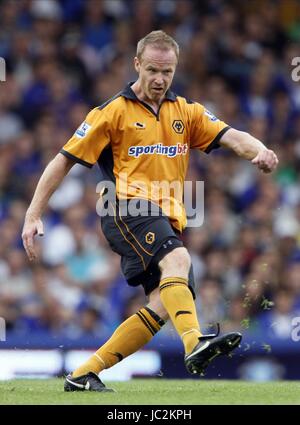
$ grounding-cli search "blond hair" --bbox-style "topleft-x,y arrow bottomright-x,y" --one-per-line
136,30 -> 179,62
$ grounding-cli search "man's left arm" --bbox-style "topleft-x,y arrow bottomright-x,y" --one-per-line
219,128 -> 279,173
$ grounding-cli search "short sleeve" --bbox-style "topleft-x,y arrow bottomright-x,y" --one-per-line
60,108 -> 110,167
190,103 -> 230,154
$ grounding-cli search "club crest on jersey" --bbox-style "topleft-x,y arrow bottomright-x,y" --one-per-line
128,143 -> 188,158
172,120 -> 185,134
75,121 -> 91,138
204,109 -> 218,122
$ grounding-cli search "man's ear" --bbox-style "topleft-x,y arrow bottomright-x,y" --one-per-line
134,57 -> 140,73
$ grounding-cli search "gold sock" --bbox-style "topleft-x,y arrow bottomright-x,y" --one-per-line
72,307 -> 164,377
159,277 -> 202,354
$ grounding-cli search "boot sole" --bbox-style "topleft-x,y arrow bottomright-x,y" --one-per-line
185,332 -> 242,375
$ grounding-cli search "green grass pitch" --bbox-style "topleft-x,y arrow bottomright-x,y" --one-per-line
1,379 -> 300,405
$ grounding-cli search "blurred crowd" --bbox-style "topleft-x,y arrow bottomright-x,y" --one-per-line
0,0 -> 300,344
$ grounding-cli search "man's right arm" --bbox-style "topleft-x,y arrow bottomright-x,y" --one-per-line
22,153 -> 75,261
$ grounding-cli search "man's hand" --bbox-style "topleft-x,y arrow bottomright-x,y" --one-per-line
220,129 -> 279,172
251,149 -> 278,173
20,153 -> 75,261
22,215 -> 44,261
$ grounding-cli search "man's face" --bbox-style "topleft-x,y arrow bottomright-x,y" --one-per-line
134,45 -> 177,102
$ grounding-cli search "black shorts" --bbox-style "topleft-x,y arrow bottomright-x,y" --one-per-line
100,199 -> 195,298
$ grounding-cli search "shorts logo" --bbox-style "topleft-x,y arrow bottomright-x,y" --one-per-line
163,239 -> 173,249
172,120 -> 185,134
75,121 -> 91,138
128,143 -> 188,158
145,232 -> 155,244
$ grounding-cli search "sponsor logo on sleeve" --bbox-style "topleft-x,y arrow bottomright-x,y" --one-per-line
75,121 -> 91,138
204,109 -> 218,122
